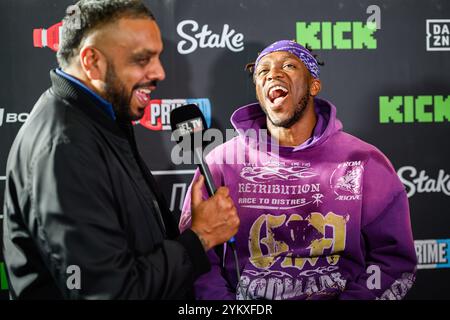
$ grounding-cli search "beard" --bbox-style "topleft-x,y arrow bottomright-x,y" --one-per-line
103,60 -> 157,122
103,60 -> 134,121
262,87 -> 311,129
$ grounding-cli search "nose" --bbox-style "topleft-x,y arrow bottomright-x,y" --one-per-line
147,58 -> 166,82
266,67 -> 283,81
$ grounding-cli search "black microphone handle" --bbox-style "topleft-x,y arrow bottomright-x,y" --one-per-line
193,147 -> 236,244
193,147 -> 216,196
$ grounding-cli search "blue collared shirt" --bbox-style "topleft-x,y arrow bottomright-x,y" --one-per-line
56,68 -> 116,120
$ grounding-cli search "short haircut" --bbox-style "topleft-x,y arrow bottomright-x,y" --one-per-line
57,0 -> 155,68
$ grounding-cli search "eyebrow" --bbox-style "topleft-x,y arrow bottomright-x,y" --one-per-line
130,49 -> 158,59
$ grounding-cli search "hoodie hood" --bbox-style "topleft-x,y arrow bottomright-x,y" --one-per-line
230,97 -> 343,152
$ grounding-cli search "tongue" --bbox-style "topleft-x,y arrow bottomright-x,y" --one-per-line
135,90 -> 150,105
273,96 -> 285,105
270,89 -> 288,103
271,89 -> 287,105
272,89 -> 284,99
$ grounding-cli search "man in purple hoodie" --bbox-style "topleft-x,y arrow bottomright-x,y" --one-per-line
179,40 -> 417,300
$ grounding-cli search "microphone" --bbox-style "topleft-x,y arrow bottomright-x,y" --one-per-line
170,104 -> 236,244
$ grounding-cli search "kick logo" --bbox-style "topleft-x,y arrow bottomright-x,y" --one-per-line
134,99 -> 211,131
296,21 -> 377,50
380,95 -> 450,124
330,161 -> 364,201
426,19 -> 450,51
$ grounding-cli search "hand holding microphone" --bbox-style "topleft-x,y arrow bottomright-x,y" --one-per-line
190,175 -> 239,251
170,104 -> 239,250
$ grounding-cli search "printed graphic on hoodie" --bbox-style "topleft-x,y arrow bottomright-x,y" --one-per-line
330,161 -> 364,201
237,161 -> 324,210
233,160 -> 353,299
238,210 -> 349,300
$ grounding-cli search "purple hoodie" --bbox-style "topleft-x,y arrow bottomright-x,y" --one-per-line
179,98 -> 417,300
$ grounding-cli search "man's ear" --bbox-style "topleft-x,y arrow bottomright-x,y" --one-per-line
309,78 -> 322,97
79,46 -> 107,81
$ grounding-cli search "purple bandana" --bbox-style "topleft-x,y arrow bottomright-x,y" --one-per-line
254,40 -> 320,79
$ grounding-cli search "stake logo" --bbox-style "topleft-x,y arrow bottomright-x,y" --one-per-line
380,95 -> 450,124
177,20 -> 244,54
397,166 -> 450,198
134,99 -> 212,131
426,19 -> 450,51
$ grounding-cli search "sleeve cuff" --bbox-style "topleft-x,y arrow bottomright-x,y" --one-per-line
177,229 -> 211,278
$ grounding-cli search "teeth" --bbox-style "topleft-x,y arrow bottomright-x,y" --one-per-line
268,85 -> 288,96
139,88 -> 152,94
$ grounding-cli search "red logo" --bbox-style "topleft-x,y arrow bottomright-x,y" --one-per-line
33,21 -> 62,51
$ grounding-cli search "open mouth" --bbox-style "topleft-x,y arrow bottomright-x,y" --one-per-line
134,88 -> 152,107
267,85 -> 289,106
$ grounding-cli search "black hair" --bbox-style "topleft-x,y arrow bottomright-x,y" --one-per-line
57,0 -> 155,68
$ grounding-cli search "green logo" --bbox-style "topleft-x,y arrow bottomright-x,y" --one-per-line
296,22 -> 377,49
380,96 -> 450,123
0,262 -> 8,290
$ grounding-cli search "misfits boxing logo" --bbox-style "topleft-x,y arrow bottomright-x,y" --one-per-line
330,161 -> 364,201
133,98 -> 211,131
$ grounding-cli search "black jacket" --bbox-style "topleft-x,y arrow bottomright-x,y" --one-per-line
2,70 -> 210,299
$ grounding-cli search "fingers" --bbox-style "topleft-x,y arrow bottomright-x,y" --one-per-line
191,174 -> 205,208
224,206 -> 240,238
189,182 -> 240,250
214,187 -> 234,211
228,206 -> 239,224
215,186 -> 229,198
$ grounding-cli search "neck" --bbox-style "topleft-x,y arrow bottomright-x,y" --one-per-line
267,100 -> 317,147
62,66 -> 105,99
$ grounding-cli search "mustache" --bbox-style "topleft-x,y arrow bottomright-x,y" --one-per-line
133,80 -> 158,90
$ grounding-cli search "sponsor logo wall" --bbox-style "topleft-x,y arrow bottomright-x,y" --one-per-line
0,0 -> 449,299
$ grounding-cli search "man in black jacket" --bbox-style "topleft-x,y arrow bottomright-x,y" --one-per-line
2,0 -> 239,299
